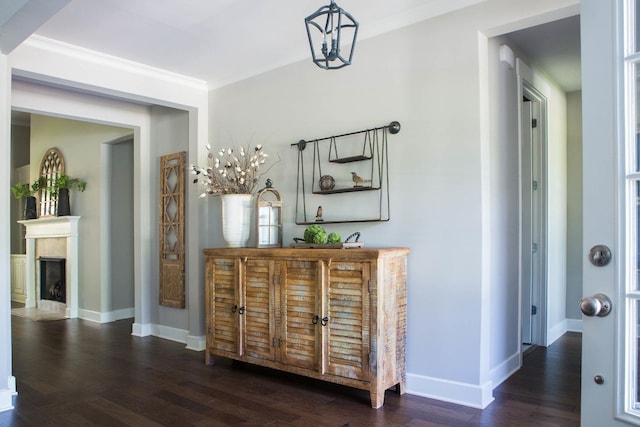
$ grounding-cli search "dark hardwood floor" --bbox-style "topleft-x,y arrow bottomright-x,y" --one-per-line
0,313 -> 581,426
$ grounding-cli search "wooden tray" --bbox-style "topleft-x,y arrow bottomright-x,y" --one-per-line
289,242 -> 364,249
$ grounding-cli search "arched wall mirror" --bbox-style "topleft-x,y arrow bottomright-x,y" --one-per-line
39,148 -> 65,216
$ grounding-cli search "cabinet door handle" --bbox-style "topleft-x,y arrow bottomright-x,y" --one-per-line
231,304 -> 238,313
238,306 -> 246,315
312,315 -> 319,325
321,316 -> 329,326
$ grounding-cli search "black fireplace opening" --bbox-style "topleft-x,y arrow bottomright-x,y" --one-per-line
39,257 -> 66,303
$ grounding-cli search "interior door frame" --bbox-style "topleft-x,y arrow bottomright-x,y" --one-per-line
517,59 -> 548,348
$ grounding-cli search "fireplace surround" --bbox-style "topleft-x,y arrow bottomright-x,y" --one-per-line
18,216 -> 80,318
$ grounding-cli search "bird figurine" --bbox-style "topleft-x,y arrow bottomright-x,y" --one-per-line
351,172 -> 371,187
315,206 -> 323,221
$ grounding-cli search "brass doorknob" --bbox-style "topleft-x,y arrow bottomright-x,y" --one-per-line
580,293 -> 612,317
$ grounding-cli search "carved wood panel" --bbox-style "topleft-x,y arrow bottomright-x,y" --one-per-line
159,152 -> 185,308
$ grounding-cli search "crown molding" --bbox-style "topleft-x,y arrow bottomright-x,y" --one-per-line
21,34 -> 208,92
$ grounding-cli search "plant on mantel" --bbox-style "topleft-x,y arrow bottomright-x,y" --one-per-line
10,176 -> 46,199
10,177 -> 46,220
53,173 -> 87,195
53,173 -> 87,216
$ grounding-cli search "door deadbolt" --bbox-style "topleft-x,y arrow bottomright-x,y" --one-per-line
580,293 -> 612,317
589,245 -> 612,267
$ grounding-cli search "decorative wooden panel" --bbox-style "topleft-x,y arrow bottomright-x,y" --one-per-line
242,259 -> 276,362
324,261 -> 370,380
280,259 -> 320,371
208,258 -> 239,356
39,148 -> 65,217
159,152 -> 185,308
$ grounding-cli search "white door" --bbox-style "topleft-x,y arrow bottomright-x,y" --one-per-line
581,0 -> 640,425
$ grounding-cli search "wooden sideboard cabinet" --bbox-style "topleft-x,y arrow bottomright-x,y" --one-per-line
203,247 -> 408,408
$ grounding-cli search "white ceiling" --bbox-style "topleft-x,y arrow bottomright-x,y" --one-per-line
3,0 -> 581,91
28,0 -> 484,88
506,15 -> 581,92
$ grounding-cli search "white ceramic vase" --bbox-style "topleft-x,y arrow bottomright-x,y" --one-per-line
221,194 -> 252,247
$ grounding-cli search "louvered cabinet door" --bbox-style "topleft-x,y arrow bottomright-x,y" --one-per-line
207,257 -> 240,357
323,261 -> 370,381
279,259 -> 321,371
242,258 -> 276,362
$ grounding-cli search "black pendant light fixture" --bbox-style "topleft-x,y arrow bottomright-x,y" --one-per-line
305,0 -> 359,69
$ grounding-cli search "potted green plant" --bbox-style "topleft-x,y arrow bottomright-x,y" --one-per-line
10,177 -> 46,219
53,173 -> 87,216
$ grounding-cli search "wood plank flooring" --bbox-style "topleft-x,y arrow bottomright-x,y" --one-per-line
0,314 -> 581,426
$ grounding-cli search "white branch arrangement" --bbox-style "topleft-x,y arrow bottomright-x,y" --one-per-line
190,144 -> 269,196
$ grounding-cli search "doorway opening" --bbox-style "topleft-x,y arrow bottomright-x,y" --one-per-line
496,12 -> 582,365
103,135 -> 135,321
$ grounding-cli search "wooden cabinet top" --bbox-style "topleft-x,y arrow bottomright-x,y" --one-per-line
203,247 -> 409,260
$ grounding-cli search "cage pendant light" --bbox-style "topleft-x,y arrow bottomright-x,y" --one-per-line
305,0 -> 359,69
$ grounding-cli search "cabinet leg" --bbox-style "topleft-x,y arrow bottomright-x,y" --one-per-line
205,351 -> 215,366
396,375 -> 406,395
370,390 -> 385,409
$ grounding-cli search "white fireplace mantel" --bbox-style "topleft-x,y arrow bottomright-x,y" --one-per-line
18,216 -> 80,318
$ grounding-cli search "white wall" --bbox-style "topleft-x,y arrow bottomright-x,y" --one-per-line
487,36 -> 521,387
150,105 -> 190,339
210,20 -> 489,403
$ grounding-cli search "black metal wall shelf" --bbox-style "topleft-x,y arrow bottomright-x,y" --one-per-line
312,185 -> 379,195
292,121 -> 400,225
295,218 -> 389,226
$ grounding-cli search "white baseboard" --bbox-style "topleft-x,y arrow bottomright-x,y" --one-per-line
131,323 -> 204,352
0,376 -> 16,413
151,324 -> 188,344
78,307 -> 134,323
101,307 -> 135,323
77,308 -> 101,323
490,351 -> 521,388
406,372 -> 494,409
565,318 -> 582,333
186,334 -> 206,351
132,322 -> 152,337
547,319 -> 568,346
